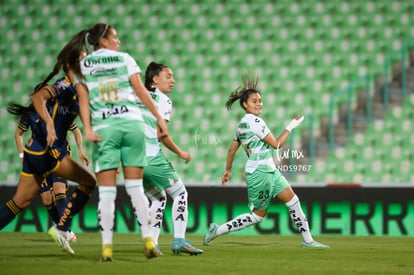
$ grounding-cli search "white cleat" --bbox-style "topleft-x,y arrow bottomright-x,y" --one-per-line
48,225 -> 75,255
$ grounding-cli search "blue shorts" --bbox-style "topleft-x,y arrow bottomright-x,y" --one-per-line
22,148 -> 67,178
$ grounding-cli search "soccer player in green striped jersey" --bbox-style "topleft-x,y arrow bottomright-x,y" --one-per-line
141,62 -> 203,255
203,73 -> 328,248
73,24 -> 167,261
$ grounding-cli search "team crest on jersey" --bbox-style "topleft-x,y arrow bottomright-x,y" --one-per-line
56,78 -> 72,90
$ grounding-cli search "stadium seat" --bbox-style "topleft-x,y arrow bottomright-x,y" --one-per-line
1,0 -> 414,184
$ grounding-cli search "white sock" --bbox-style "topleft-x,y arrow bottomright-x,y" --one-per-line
146,188 -> 167,245
285,194 -> 313,243
216,212 -> 263,236
98,186 -> 117,245
124,179 -> 151,239
166,180 -> 187,239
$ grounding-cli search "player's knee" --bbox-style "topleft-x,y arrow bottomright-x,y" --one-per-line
167,179 -> 186,199
146,187 -> 166,201
13,195 -> 35,209
79,173 -> 97,190
251,212 -> 264,223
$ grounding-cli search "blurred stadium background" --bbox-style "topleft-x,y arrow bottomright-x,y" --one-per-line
1,0 -> 413,186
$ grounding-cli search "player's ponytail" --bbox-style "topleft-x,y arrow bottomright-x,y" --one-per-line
7,102 -> 34,121
33,63 -> 60,92
226,72 -> 260,110
33,29 -> 87,93
84,23 -> 111,51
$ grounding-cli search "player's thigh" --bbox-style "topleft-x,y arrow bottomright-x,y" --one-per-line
93,126 -> 123,172
12,174 -> 42,208
144,155 -> 179,191
55,156 -> 96,188
120,121 -> 146,168
246,171 -> 275,210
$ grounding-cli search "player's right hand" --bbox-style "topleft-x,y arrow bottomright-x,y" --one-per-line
86,130 -> 102,142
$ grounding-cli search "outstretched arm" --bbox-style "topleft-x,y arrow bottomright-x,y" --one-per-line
222,139 -> 241,186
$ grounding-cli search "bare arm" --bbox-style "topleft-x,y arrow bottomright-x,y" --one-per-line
221,139 -> 241,186
262,114 -> 304,149
76,83 -> 101,142
31,87 -> 56,147
72,127 -> 90,165
160,121 -> 190,163
130,74 -> 168,138
14,128 -> 25,163
262,130 -> 290,149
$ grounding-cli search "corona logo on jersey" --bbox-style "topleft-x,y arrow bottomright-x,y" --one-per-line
83,56 -> 121,68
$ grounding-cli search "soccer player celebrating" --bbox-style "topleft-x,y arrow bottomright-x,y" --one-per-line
203,73 -> 328,248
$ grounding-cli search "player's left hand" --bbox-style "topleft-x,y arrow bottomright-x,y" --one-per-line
79,150 -> 90,166
222,170 -> 232,186
179,151 -> 191,163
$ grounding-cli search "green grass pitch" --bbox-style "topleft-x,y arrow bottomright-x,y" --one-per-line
0,233 -> 413,275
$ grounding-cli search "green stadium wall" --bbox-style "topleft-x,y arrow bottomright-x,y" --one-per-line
1,186 -> 413,236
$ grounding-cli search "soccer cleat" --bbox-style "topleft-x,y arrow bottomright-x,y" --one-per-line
302,241 -> 329,248
156,245 -> 164,256
143,237 -> 159,259
203,223 -> 219,246
100,244 -> 113,262
48,225 -> 75,255
68,231 -> 77,243
171,238 -> 203,256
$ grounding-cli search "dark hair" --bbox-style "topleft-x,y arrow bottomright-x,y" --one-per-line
34,29 -> 87,92
84,23 -> 112,52
7,102 -> 34,121
11,28 -> 91,119
144,61 -> 168,91
225,72 -> 261,110
56,23 -> 112,81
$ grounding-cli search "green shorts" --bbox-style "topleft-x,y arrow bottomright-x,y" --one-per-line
245,169 -> 290,210
92,120 -> 147,173
143,152 -> 179,191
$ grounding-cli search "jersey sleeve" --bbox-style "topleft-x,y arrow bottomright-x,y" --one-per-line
249,116 -> 271,140
124,53 -> 141,77
69,122 -> 78,131
158,94 -> 172,121
17,117 -> 29,132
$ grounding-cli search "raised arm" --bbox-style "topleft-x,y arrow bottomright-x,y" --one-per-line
263,115 -> 304,149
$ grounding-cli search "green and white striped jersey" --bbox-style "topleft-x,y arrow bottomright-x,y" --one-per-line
80,48 -> 144,130
138,88 -> 172,157
235,113 -> 276,173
